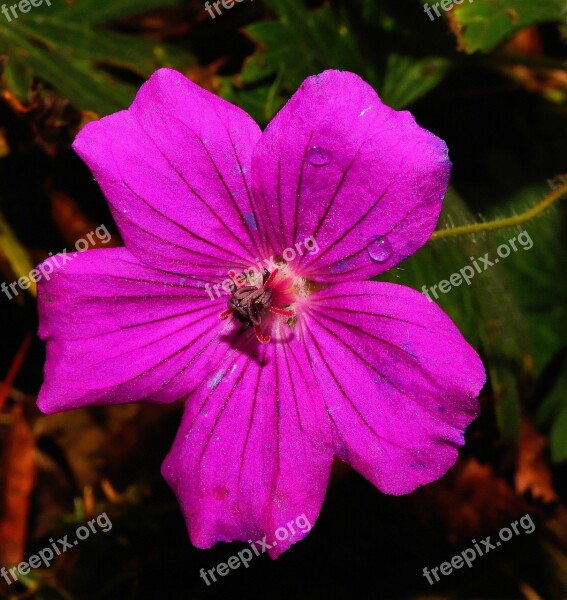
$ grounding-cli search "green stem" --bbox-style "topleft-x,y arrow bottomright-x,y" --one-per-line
430,179 -> 567,241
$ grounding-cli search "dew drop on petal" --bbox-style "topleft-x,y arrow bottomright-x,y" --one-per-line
307,146 -> 332,167
368,237 -> 393,263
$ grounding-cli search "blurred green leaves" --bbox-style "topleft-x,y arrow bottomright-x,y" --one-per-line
0,0 -> 192,115
223,0 -> 451,123
448,0 -> 567,53
223,0 -> 370,121
380,54 -> 450,109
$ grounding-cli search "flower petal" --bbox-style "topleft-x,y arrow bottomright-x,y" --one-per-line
162,332 -> 333,558
252,70 -> 450,281
73,68 -> 263,280
303,282 -> 485,495
37,248 -> 232,413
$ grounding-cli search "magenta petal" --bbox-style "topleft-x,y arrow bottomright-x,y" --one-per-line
162,334 -> 333,558
252,70 -> 450,281
303,282 -> 485,495
37,248 -> 232,413
73,68 -> 263,279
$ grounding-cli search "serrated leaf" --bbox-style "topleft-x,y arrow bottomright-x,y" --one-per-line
447,0 -> 566,54
0,0 -> 192,115
241,0 -> 370,86
226,0 -> 450,123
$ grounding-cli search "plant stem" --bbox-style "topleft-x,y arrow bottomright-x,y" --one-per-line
430,179 -> 567,241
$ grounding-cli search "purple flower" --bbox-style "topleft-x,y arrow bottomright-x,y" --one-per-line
37,69 -> 485,558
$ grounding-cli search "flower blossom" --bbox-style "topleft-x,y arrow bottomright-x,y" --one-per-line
37,69 -> 485,558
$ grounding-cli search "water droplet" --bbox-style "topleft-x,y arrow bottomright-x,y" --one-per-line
368,237 -> 393,263
307,146 -> 332,167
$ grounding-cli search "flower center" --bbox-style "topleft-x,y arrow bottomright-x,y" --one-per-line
219,268 -> 295,344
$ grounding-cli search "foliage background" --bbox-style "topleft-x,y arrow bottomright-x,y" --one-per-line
1,0 -> 567,598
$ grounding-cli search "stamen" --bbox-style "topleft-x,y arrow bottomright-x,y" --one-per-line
254,325 -> 270,344
269,306 -> 294,317
220,266 -> 296,343
264,268 -> 279,288
228,270 -> 245,289
219,308 -> 234,320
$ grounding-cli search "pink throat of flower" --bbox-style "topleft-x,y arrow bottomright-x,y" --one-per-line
219,268 -> 296,344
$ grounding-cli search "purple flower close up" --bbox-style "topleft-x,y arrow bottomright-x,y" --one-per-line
37,69 -> 485,558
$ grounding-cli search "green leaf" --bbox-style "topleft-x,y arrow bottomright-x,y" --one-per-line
225,0 -> 450,123
380,54 -> 451,109
239,0 -> 370,87
0,0 -> 193,115
448,0 -> 567,54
